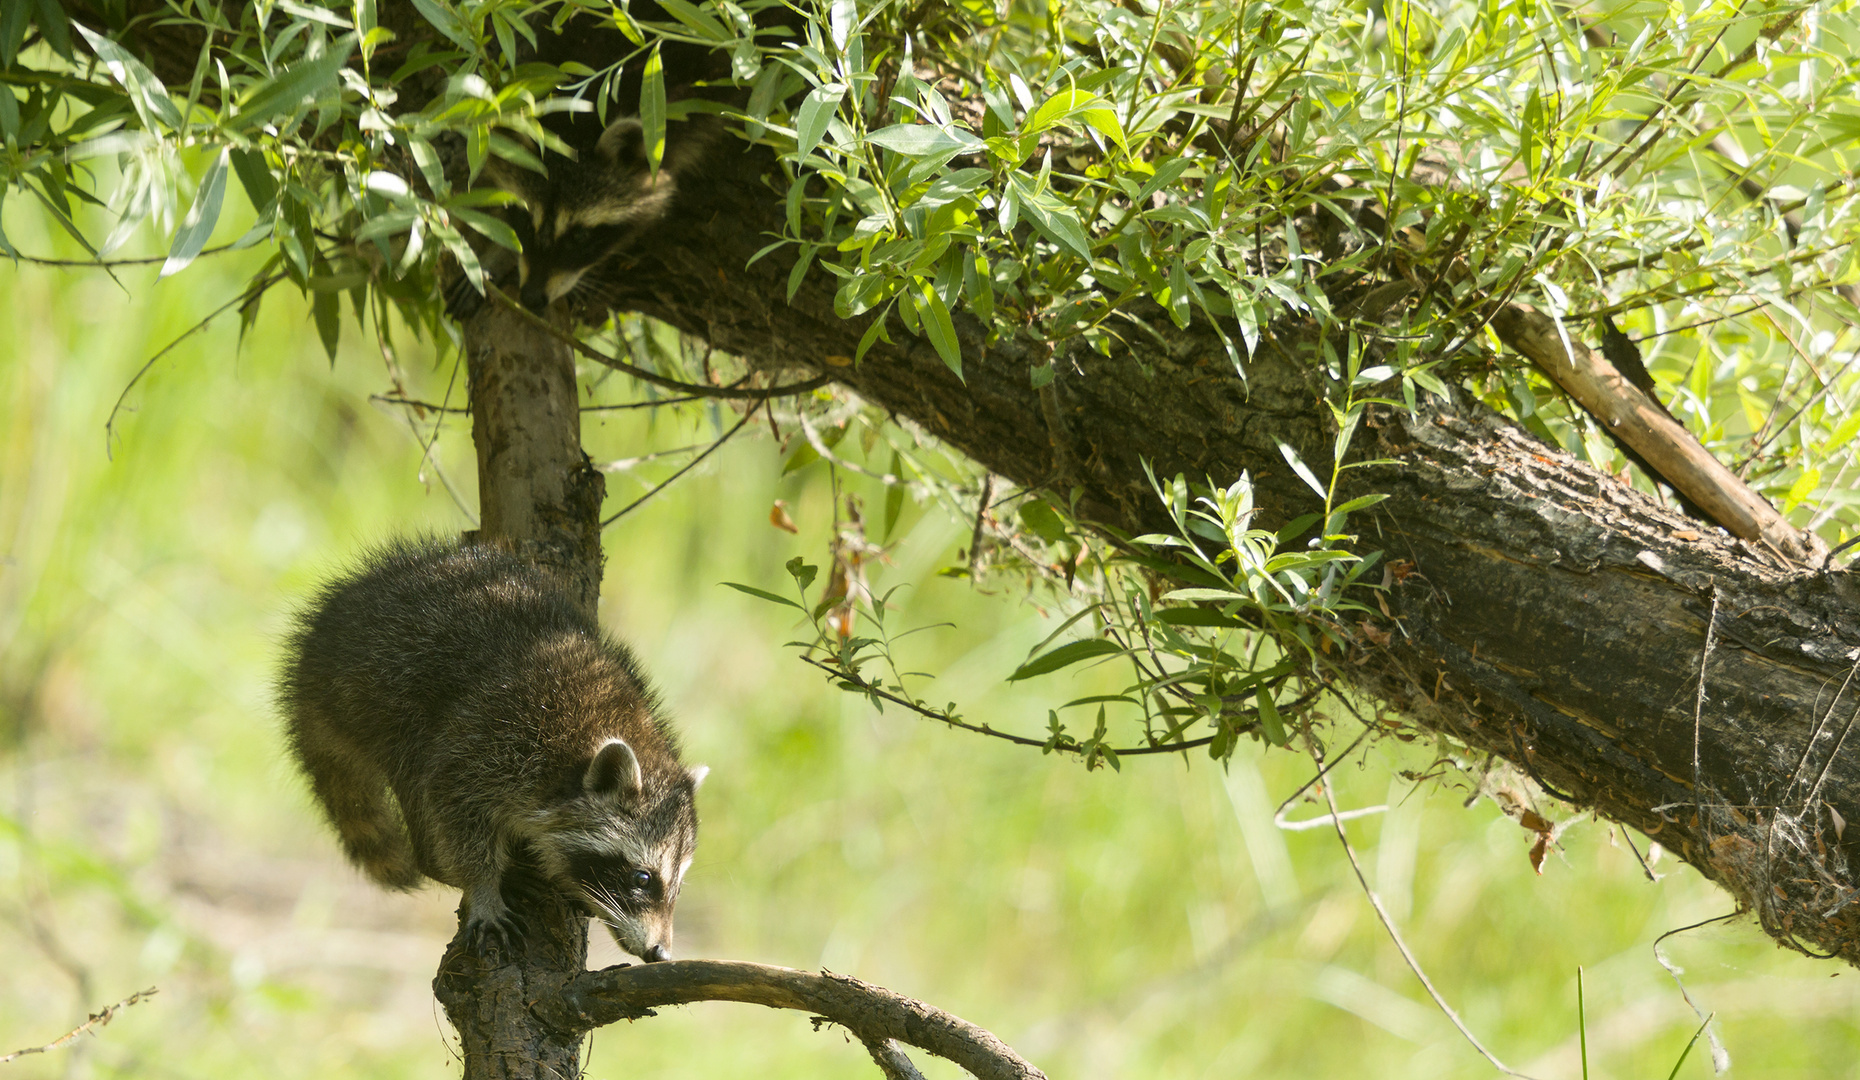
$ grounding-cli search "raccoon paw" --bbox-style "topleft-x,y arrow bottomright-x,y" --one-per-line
461,889 -> 527,957
462,910 -> 526,958
443,277 -> 487,321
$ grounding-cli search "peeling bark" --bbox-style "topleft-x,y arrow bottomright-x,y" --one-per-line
1492,303 -> 1821,564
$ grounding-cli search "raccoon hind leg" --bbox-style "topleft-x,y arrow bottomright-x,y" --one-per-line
288,711 -> 422,889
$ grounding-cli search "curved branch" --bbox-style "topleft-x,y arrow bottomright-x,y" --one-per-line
801,655 -> 1325,758
536,959 -> 1046,1080
491,290 -> 832,401
104,271 -> 287,453
8,243 -> 237,267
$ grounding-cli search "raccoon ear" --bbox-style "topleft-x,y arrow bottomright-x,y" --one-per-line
687,764 -> 709,790
586,738 -> 644,802
595,119 -> 648,166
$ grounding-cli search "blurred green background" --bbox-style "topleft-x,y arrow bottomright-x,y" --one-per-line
4,198 -> 1859,1080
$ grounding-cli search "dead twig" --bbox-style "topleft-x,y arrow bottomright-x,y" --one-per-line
0,988 -> 158,1065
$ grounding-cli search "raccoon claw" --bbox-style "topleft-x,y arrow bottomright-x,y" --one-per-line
463,914 -> 525,958
444,279 -> 486,321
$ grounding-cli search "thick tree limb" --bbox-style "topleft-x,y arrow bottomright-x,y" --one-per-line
532,959 -> 1046,1080
77,0 -> 1860,976
601,152 -> 1860,966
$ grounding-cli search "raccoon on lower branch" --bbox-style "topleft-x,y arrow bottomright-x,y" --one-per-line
278,538 -> 705,961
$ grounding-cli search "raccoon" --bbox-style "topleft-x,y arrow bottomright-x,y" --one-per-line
451,115 -> 717,316
278,538 -> 704,961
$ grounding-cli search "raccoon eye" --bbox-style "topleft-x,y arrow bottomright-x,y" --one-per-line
630,868 -> 654,890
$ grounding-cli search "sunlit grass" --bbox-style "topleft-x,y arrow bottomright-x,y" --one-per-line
3,200 -> 1859,1080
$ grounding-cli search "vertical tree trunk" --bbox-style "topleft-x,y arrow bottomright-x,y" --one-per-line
433,302 -> 607,1079
464,302 -> 607,615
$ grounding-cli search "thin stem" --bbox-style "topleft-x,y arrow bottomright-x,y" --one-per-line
600,411 -> 756,527
1309,734 -> 1537,1079
491,290 -> 832,401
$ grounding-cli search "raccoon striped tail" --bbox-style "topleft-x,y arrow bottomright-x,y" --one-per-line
287,707 -> 422,889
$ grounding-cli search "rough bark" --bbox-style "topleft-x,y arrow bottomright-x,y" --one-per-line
599,152 -> 1860,965
463,303 -> 607,612
431,888 -> 590,1080
1493,304 -> 1820,564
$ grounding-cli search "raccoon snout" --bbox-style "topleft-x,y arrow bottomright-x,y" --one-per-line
640,943 -> 671,963
518,280 -> 552,313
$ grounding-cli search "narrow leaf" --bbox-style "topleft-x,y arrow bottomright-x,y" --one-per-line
452,207 -> 522,252
1160,588 -> 1251,603
235,36 -> 356,132
313,287 -> 341,363
1007,638 -> 1123,682
883,451 -> 905,540
0,84 -> 19,139
1257,687 -> 1288,746
657,0 -> 732,41
1277,441 -> 1328,500
866,124 -> 980,157
640,45 -> 666,171
74,24 -> 184,131
1018,499 -> 1069,544
409,0 -> 474,50
229,148 -> 277,210
160,147 -> 229,277
721,582 -> 805,611
795,84 -> 843,160
918,280 -> 962,379
1013,181 -> 1092,260
1155,608 -> 1250,628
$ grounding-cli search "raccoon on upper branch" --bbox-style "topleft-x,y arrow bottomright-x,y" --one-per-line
278,538 -> 705,961
438,0 -> 799,320
469,115 -> 719,316
443,114 -> 717,319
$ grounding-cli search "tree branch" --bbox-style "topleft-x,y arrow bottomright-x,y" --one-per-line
533,960 -> 1046,1080
0,988 -> 158,1064
597,147 -> 1860,967
491,290 -> 831,401
1491,303 -> 1822,565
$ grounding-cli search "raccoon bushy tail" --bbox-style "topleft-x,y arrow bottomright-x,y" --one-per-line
284,701 -> 422,889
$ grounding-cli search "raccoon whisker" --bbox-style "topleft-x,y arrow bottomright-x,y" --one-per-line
582,882 -> 624,914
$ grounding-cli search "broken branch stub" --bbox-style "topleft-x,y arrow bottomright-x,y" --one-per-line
1491,304 -> 1824,566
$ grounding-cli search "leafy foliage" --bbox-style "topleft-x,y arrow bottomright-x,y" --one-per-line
4,0 -> 1860,758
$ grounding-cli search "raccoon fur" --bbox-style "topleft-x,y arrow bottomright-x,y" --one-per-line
278,538 -> 703,961
448,115 -> 718,317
